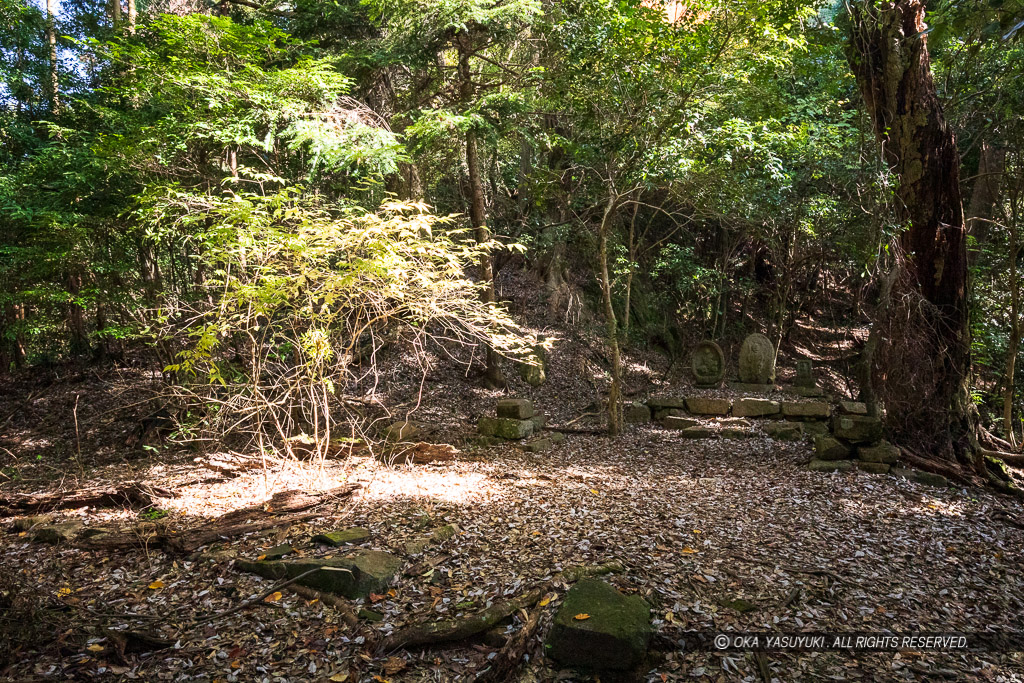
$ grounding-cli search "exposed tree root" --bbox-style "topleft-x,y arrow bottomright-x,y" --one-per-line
897,446 -> 976,486
380,561 -> 623,654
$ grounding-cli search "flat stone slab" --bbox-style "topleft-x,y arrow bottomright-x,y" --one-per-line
312,528 -> 371,547
786,386 -> 824,397
729,382 -> 778,393
857,461 -> 891,474
891,467 -> 949,488
663,416 -> 701,430
858,441 -> 899,464
237,550 -> 403,599
685,397 -> 731,415
258,543 -> 296,560
497,399 -> 534,420
832,415 -> 883,443
546,579 -> 651,671
781,402 -> 830,419
732,398 -> 780,418
646,396 -> 687,410
762,422 -> 803,441
838,401 -> 869,415
678,427 -> 718,439
815,434 -> 851,461
804,421 -> 831,437
478,416 -> 534,440
720,428 -> 756,439
808,459 -> 855,473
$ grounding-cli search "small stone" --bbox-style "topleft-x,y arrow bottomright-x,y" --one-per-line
496,399 -> 535,420
237,550 -> 403,599
857,461 -> 891,474
858,440 -> 900,464
622,402 -> 651,423
732,398 -> 780,418
808,459 -> 855,473
646,396 -> 687,410
831,415 -> 883,443
838,401 -> 869,415
530,413 -> 549,430
678,427 -> 718,439
663,416 -> 701,430
814,434 -> 851,461
685,397 -> 731,415
383,421 -> 421,442
312,528 -> 371,547
478,416 -> 534,440
781,402 -> 830,419
259,543 -> 295,560
738,333 -> 776,384
545,579 -> 651,671
549,431 -> 567,444
405,524 -> 459,555
523,438 -> 552,453
762,422 -> 803,441
653,408 -> 684,421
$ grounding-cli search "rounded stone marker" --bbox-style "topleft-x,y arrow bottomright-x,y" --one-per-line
738,333 -> 776,384
691,340 -> 725,386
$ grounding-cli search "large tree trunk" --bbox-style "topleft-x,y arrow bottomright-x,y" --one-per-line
458,37 -> 503,387
847,0 -> 977,466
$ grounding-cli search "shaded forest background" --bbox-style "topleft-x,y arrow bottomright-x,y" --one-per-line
3,0 -> 1024,478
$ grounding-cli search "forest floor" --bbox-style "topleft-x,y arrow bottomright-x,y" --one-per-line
1,311 -> 1023,682
2,421 -> 1024,682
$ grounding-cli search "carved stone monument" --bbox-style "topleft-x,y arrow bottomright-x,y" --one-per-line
737,333 -> 775,385
690,340 -> 725,387
795,359 -> 815,387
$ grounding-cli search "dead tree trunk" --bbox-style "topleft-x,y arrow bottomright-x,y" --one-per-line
847,0 -> 978,468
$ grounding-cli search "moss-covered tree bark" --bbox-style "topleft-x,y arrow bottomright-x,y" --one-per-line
846,0 -> 978,467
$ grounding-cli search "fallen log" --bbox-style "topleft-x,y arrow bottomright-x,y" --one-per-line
79,484 -> 359,554
380,560 -> 624,653
0,482 -> 175,517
